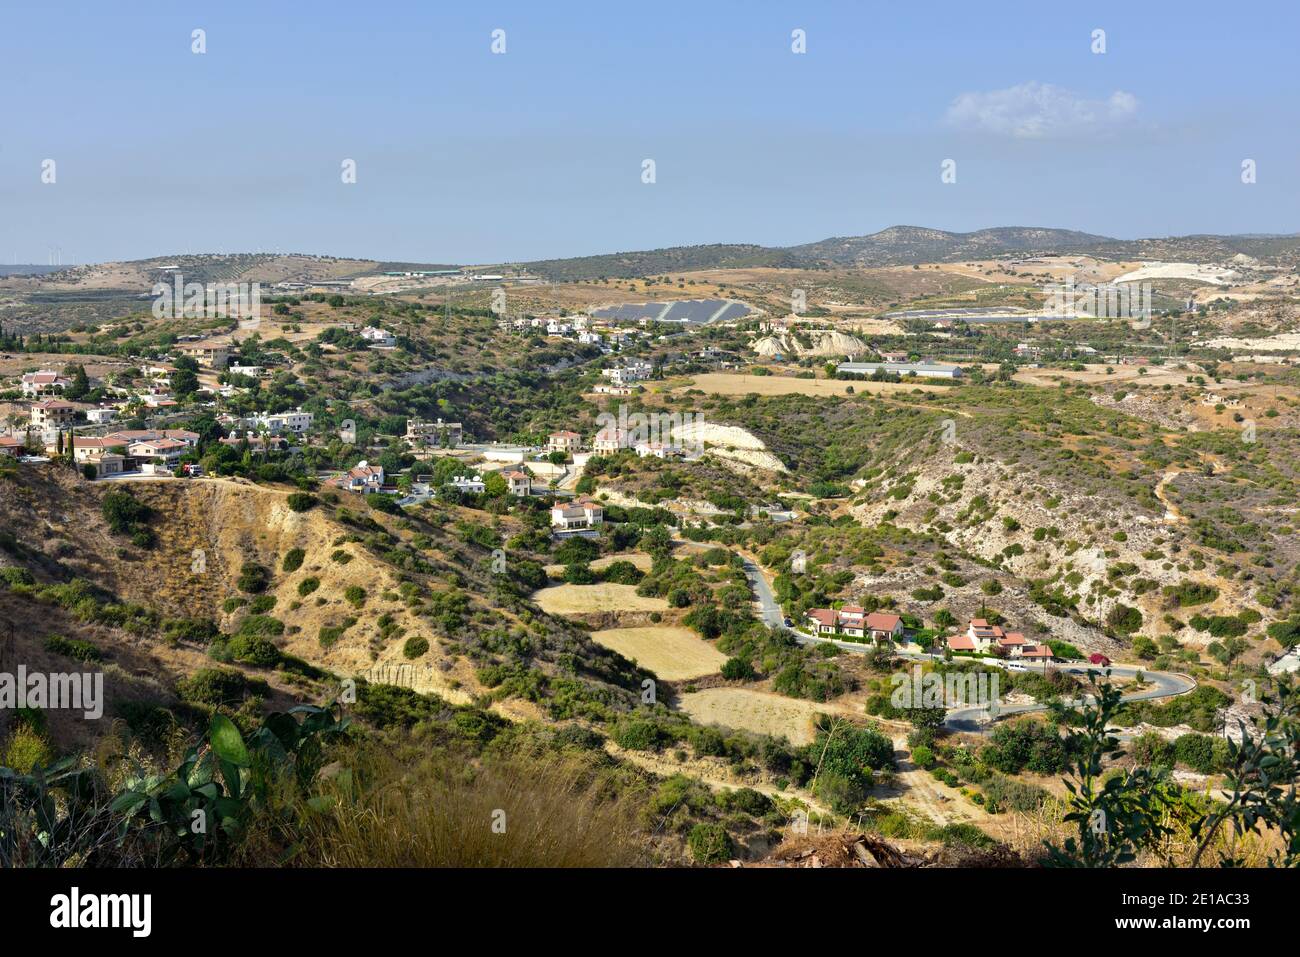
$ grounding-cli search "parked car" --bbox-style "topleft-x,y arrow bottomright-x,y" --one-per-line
1088,653 -> 1112,667
1007,662 -> 1027,672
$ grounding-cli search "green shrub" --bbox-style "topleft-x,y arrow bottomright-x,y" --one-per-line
403,636 -> 430,659
236,562 -> 270,594
687,823 -> 734,864
297,576 -> 320,597
282,548 -> 305,573
286,493 -> 318,512
227,633 -> 281,667
176,668 -> 264,707
720,657 -> 755,681
43,633 -> 102,663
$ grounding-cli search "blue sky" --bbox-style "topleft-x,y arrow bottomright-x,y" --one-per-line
1,0 -> 1296,265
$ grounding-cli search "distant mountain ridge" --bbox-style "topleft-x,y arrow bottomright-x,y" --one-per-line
511,225 -> 1300,279
11,226 -> 1300,287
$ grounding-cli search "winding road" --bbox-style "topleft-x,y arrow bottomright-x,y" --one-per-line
737,554 -> 1197,734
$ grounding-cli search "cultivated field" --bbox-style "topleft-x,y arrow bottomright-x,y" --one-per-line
588,625 -> 726,681
672,372 -> 947,398
543,552 -> 653,576
530,583 -> 668,615
1013,363 -> 1211,388
677,687 -> 843,745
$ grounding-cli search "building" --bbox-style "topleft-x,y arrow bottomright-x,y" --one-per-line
406,417 -> 462,448
30,400 -> 77,430
634,441 -> 681,459
837,361 -> 963,380
220,433 -> 289,454
592,426 -> 629,455
592,383 -> 633,396
103,429 -> 199,448
448,473 -> 485,494
0,436 -> 24,457
85,408 -> 117,425
327,460 -> 385,494
547,430 -> 581,453
20,370 -> 71,398
360,326 -> 397,348
178,342 -> 232,370
601,359 -> 652,386
128,438 -> 188,468
500,469 -> 531,496
551,498 -> 603,531
227,364 -> 264,378
804,607 -> 903,642
251,408 -> 314,435
83,452 -> 125,476
947,618 -> 1053,662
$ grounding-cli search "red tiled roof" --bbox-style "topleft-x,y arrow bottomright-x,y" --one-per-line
865,612 -> 902,632
807,609 -> 837,628
947,634 -> 977,651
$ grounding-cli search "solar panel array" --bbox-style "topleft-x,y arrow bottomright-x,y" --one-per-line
592,299 -> 750,325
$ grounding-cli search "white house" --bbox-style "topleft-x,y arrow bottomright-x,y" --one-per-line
327,460 -> 385,494
449,473 -> 485,494
805,607 -> 903,642
551,499 -> 603,531
360,326 -> 397,348
252,408 -> 314,434
21,371 -> 71,398
592,426 -> 629,455
500,469 -> 531,496
548,430 -> 581,453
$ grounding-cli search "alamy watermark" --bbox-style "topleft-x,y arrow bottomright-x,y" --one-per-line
1043,276 -> 1151,327
152,273 -> 262,320
594,405 -> 706,456
890,664 -> 1001,714
1,665 -> 103,719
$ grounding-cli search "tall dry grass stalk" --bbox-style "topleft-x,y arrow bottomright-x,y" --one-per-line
283,746 -> 653,867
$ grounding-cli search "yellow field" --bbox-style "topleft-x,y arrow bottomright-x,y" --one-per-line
543,553 -> 653,576
1014,364 -> 1203,388
677,688 -> 842,745
530,583 -> 668,615
588,626 -> 726,680
672,372 -> 946,397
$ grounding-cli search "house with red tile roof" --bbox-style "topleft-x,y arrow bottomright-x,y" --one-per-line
0,435 -> 25,457
547,430 -> 581,453
21,370 -> 71,398
326,461 -> 385,494
500,469 -> 532,497
30,400 -> 77,430
805,607 -> 904,642
946,633 -> 978,652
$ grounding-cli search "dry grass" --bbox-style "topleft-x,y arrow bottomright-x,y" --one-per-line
531,582 -> 668,615
588,626 -> 726,681
677,687 -> 845,745
286,747 -> 651,867
672,372 -> 946,398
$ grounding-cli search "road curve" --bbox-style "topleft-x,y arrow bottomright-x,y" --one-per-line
737,554 -> 1197,735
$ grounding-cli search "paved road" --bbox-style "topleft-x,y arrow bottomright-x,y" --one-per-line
737,554 -> 1196,735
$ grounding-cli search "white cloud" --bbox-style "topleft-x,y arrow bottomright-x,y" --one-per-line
945,82 -> 1138,139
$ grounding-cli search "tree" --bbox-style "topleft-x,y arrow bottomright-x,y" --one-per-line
172,367 -> 200,397
1043,675 -> 1172,867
